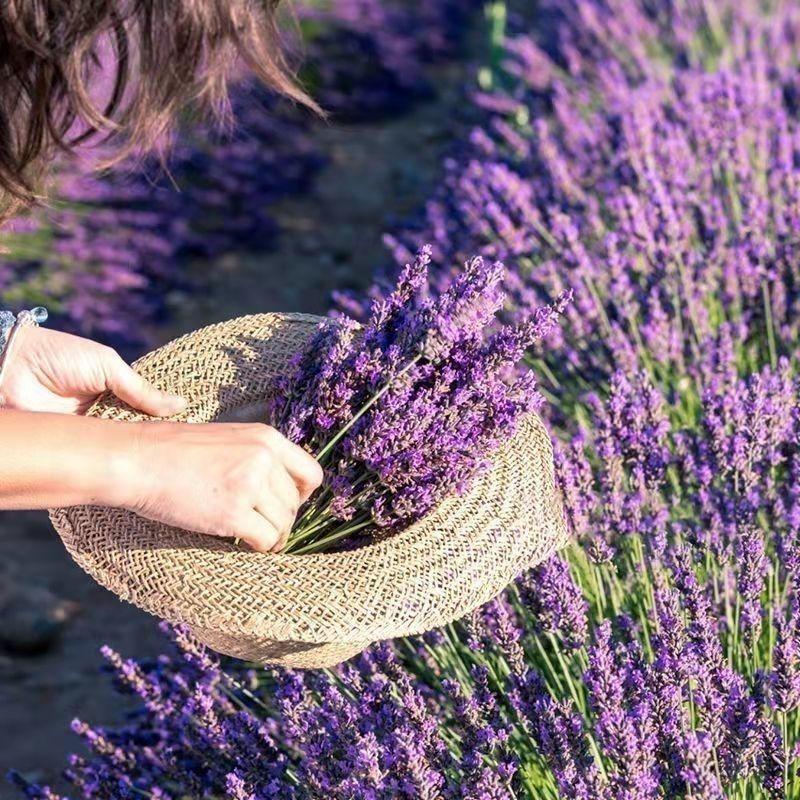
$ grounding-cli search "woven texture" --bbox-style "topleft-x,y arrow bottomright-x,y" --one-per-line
49,313 -> 569,668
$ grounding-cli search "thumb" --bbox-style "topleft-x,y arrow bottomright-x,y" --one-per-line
106,356 -> 187,417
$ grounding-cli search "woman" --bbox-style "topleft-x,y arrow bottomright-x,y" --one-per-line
0,1 -> 323,554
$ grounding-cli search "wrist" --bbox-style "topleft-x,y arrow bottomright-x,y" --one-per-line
0,411 -> 155,511
89,420 -> 153,510
0,325 -> 37,409
0,307 -> 48,404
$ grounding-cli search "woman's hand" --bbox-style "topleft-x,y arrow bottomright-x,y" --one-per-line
0,410 -> 324,553
0,326 -> 186,416
124,421 -> 324,552
0,328 -> 324,552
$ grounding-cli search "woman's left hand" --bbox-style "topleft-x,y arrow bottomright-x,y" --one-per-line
0,326 -> 187,416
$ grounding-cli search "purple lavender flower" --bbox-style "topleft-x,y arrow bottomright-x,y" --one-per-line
518,554 -> 589,650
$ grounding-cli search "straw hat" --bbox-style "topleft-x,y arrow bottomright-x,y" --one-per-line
49,313 -> 569,669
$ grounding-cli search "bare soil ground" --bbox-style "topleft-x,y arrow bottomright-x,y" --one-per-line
0,59 -> 468,796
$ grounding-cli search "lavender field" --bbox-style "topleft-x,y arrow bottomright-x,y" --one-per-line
6,0 -> 800,798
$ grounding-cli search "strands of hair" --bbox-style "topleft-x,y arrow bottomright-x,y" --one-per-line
0,0 -> 318,224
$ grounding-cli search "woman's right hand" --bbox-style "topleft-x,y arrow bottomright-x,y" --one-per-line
121,421 -> 323,553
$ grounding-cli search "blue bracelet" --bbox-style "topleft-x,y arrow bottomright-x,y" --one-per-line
0,306 -> 48,378
0,306 -> 47,350
0,310 -> 16,351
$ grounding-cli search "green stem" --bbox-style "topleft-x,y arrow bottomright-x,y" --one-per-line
288,519 -> 373,555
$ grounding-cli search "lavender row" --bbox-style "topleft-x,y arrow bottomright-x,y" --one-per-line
336,0 -> 800,794
297,0 -> 481,120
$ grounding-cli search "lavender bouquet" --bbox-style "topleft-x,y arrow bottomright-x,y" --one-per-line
270,244 -> 567,554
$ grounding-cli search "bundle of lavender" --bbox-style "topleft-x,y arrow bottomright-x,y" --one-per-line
269,245 -> 569,554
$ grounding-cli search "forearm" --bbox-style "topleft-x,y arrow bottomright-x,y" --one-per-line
0,410 -> 140,510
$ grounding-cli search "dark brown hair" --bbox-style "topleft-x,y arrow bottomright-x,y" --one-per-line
0,0 -> 316,224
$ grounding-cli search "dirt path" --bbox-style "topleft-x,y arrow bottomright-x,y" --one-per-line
161,59 -> 467,337
0,58 -> 470,796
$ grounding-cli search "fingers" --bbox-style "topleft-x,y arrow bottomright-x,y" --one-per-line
232,427 -> 319,554
269,464 -> 302,521
239,471 -> 300,554
231,509 -> 281,554
253,499 -> 292,553
106,355 -> 187,417
267,431 -> 324,503
256,470 -> 301,552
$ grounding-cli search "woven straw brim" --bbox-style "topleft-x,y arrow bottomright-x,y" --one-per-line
50,313 -> 569,668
